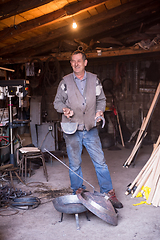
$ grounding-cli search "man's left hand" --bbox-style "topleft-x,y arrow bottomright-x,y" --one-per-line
95,111 -> 104,122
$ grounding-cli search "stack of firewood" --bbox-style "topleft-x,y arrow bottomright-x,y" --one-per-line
125,136 -> 160,207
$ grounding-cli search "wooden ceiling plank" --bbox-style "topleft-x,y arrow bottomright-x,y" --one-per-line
19,12 -> 37,21
22,8 -> 45,19
54,0 -> 70,9
105,0 -> 122,10
0,16 -> 15,27
75,11 -> 91,21
88,8 -> 98,16
0,21 -> 7,30
0,0 -> 57,20
95,4 -> 107,13
67,0 -> 76,3
77,1 -> 160,41
0,14 -> 25,27
64,0 -> 107,15
37,2 -> 60,13
0,43 -> 6,48
120,0 -> 129,4
12,41 -> 61,59
0,0 -> 10,5
0,9 -> 66,42
2,37 -> 18,45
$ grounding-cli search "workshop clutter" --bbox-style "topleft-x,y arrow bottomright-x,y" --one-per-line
0,107 -> 17,123
125,136 -> 160,207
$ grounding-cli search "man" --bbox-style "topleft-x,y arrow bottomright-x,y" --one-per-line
54,50 -> 123,209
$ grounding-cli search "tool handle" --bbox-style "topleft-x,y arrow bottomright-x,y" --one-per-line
44,149 -> 95,190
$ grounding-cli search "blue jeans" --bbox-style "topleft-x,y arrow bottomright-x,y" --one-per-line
63,127 -> 113,194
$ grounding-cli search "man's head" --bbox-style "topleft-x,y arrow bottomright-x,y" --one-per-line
70,50 -> 88,77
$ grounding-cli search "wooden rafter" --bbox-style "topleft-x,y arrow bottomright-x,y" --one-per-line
1,0 -> 158,58
0,0 -> 107,41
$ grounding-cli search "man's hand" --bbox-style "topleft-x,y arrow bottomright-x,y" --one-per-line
95,111 -> 104,122
63,107 -> 74,118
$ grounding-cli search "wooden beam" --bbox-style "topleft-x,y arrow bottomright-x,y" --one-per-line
1,44 -> 160,64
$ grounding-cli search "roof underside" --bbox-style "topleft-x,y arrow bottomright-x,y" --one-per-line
0,0 -> 160,64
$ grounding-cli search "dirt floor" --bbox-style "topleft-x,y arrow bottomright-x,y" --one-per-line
0,144 -> 160,240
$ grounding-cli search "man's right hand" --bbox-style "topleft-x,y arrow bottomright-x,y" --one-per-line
63,108 -> 74,118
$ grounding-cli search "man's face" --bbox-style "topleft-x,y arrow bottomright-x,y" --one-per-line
70,53 -> 87,75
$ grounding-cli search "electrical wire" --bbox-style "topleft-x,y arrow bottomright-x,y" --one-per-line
0,208 -> 19,216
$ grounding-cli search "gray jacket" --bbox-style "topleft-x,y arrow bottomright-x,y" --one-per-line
54,72 -> 106,131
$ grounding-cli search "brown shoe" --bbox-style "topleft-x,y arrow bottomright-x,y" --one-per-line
107,189 -> 123,209
75,188 -> 84,195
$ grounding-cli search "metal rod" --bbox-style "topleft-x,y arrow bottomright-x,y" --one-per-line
9,96 -> 15,166
44,148 -> 95,190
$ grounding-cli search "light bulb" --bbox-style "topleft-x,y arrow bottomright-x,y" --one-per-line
72,19 -> 77,29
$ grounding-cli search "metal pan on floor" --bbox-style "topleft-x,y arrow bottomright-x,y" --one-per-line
52,194 -> 87,214
77,191 -> 118,226
45,149 -> 118,226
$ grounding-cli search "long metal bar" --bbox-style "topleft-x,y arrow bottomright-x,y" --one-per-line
9,96 -> 15,166
44,148 -> 95,191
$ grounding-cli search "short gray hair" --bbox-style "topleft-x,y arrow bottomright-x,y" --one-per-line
71,50 -> 86,61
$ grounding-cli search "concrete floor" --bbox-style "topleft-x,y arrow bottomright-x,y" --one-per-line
0,144 -> 160,240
